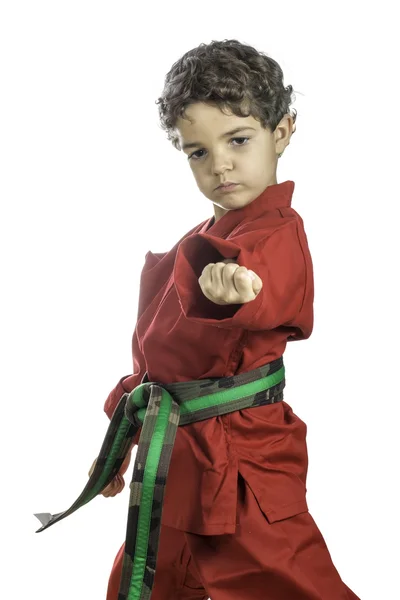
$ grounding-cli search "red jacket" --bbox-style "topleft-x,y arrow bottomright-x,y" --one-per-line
104,180 -> 314,534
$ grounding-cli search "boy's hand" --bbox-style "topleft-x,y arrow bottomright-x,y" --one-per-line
198,258 -> 263,305
88,450 -> 132,498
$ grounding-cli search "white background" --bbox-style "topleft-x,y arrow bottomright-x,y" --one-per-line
1,1 -> 399,598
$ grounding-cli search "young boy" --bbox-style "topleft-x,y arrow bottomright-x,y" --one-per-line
98,40 -> 361,599
38,39 -> 360,599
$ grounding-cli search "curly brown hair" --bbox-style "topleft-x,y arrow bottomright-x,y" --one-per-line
156,39 -> 298,151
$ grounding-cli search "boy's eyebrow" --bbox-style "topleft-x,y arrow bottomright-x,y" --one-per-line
182,126 -> 257,151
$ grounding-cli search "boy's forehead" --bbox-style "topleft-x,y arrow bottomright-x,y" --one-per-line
175,102 -> 260,142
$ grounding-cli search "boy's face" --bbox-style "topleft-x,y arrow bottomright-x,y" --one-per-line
175,102 -> 293,222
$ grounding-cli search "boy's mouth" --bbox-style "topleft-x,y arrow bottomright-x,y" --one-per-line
216,180 -> 237,188
216,183 -> 239,192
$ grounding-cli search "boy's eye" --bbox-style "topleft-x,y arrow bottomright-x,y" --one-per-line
190,149 -> 206,160
188,136 -> 250,160
231,137 -> 249,146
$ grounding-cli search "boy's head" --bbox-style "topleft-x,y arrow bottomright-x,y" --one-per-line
156,39 -> 297,221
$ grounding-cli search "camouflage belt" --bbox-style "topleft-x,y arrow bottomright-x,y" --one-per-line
35,356 -> 285,599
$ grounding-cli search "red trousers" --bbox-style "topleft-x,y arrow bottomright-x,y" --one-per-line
107,473 -> 360,600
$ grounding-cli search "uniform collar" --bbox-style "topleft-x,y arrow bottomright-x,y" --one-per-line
201,180 -> 295,237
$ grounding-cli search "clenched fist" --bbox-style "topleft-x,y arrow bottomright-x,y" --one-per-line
88,451 -> 132,498
198,258 -> 263,305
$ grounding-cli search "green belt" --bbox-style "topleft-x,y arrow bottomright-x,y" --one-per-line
35,356 -> 285,600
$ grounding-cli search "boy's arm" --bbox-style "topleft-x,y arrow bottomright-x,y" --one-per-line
104,328 -> 146,446
103,222 -> 208,421
103,249 -> 160,431
173,218 -> 313,337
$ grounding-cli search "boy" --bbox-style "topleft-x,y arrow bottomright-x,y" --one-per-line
103,39 -> 360,599
38,39 -> 361,599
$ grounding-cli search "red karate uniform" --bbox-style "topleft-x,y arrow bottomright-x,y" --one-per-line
105,181 -> 360,599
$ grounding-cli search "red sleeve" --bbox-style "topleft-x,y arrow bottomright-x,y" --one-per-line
102,244 -> 175,438
103,327 -> 146,449
173,218 -> 313,334
103,251 -> 158,428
